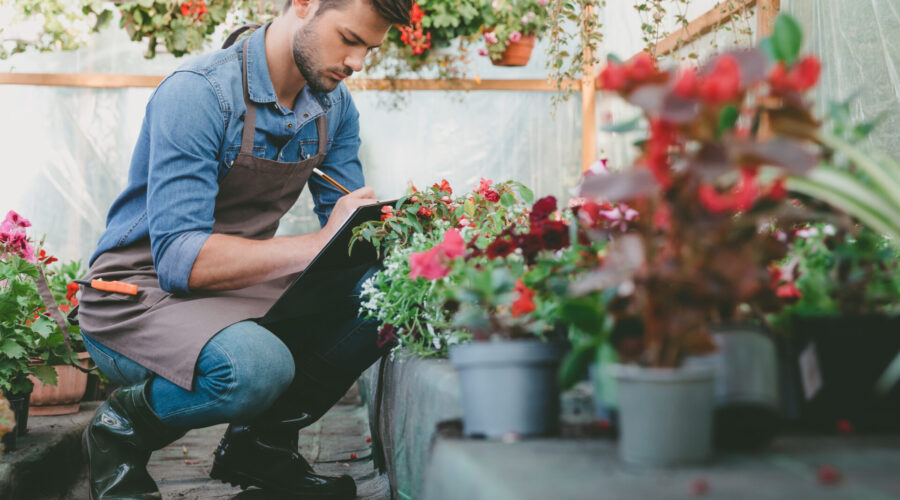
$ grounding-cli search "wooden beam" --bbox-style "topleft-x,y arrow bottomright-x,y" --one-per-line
654,0 -> 756,57
755,0 -> 780,38
0,73 -> 579,92
581,4 -> 597,172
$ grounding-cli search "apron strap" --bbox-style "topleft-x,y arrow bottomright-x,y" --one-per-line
222,24 -> 261,50
315,115 -> 328,156
239,39 -> 257,156
34,267 -> 95,374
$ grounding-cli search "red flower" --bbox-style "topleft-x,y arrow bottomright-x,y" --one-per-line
410,196 -> 419,203
66,282 -> 80,306
433,179 -> 452,194
511,280 -> 536,317
475,178 -> 494,196
484,190 -> 500,203
409,2 -> 425,24
673,66 -> 699,99
770,56 -> 821,93
598,62 -> 628,91
486,237 -> 515,259
625,52 -> 657,82
640,119 -> 678,189
697,54 -> 742,105
529,196 -> 557,223
59,304 -> 70,313
766,179 -> 787,201
776,282 -> 802,301
698,169 -> 760,214
417,206 -> 433,218
36,249 -> 58,266
817,465 -> 841,486
180,0 -> 207,19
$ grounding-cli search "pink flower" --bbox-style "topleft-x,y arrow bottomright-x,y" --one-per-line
475,178 -> 494,196
477,48 -> 489,57
509,31 -> 522,43
409,229 -> 465,280
598,203 -> 639,232
538,0 -> 549,5
0,210 -> 30,232
521,12 -> 536,24
484,32 -> 499,45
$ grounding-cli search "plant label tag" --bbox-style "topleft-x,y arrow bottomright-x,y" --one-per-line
799,342 -> 823,400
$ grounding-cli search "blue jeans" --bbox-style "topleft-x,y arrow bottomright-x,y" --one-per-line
82,266 -> 387,430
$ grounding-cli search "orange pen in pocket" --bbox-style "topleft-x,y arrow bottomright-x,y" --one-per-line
74,279 -> 139,296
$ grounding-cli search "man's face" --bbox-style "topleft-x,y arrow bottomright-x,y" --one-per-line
292,0 -> 391,93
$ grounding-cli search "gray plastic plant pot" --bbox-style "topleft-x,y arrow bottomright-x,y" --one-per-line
608,363 -> 715,467
449,339 -> 563,439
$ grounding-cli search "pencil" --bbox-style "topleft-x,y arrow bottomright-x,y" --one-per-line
312,167 -> 352,195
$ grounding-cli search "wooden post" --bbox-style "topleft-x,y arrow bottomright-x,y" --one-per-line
756,0 -> 781,38
581,3 -> 597,173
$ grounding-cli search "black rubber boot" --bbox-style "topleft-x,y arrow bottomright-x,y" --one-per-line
209,416 -> 356,499
83,378 -> 186,500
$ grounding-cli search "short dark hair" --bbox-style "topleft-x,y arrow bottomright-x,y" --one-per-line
283,0 -> 411,25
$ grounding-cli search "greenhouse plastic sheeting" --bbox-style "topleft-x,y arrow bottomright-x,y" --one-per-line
0,23 -> 582,265
784,0 -> 900,159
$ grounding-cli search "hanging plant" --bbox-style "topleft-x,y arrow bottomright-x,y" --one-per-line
106,0 -> 279,58
477,0 -> 550,66
364,0 -> 484,92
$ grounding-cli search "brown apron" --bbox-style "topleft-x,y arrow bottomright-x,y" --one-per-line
79,39 -> 328,391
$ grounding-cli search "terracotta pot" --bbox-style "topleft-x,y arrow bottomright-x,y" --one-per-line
28,352 -> 91,416
491,35 -> 535,67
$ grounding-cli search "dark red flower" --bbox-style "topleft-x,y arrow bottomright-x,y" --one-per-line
484,190 -> 500,203
486,237 -> 516,259
776,282 -> 802,301
529,196 -> 557,223
515,232 -> 544,258
535,220 -> 569,250
697,54 -> 742,105
511,279 -> 536,317
417,206 -> 433,218
376,324 -> 398,348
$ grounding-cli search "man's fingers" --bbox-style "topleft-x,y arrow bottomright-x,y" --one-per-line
349,186 -> 376,199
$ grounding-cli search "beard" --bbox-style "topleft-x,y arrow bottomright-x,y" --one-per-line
292,21 -> 353,94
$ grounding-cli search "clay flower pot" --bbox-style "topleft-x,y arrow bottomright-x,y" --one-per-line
28,352 -> 91,416
491,35 -> 536,67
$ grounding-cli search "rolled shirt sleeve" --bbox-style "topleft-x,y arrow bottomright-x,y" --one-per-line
145,71 -> 225,294
308,87 -> 365,227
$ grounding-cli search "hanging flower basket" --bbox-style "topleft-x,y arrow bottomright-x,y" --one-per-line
491,35 -> 535,67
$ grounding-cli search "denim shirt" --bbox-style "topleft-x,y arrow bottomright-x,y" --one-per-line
90,23 -> 364,294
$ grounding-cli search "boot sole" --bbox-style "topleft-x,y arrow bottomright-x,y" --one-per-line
209,460 -> 356,499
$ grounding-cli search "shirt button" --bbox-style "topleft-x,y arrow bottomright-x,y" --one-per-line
303,113 -> 309,119
287,123 -> 293,128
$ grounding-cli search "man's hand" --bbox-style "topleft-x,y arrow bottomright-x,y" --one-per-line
320,187 -> 378,240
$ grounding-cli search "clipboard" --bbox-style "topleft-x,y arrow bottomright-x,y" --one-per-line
261,198 -> 399,324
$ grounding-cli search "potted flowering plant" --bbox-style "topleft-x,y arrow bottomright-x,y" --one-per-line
0,211 -> 90,423
355,179 -> 606,437
478,0 -> 550,66
771,221 -> 900,433
574,14 -> 824,465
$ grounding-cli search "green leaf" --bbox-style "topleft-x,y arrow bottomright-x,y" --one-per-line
500,192 -> 515,207
464,199 -> 476,217
30,364 -> 58,387
602,115 -> 642,133
559,341 -> 598,390
772,14 -> 803,65
717,105 -> 739,137
0,340 -> 26,359
31,317 -> 55,338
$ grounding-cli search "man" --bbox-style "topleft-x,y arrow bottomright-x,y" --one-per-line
77,0 -> 410,497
